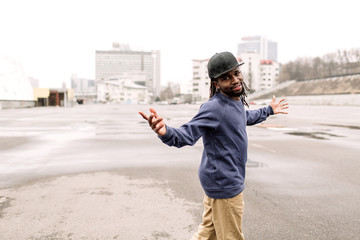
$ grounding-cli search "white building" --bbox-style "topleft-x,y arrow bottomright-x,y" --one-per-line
239,52 -> 280,92
259,60 -> 280,90
238,52 -> 261,92
191,58 -> 210,101
97,74 -> 149,104
95,43 -> 160,99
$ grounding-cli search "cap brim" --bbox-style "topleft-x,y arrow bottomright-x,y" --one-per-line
213,62 -> 245,79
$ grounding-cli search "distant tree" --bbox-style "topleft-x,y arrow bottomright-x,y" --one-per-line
280,48 -> 360,81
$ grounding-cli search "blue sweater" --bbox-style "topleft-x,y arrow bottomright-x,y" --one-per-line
159,92 -> 274,199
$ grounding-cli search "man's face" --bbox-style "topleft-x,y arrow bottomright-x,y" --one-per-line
214,67 -> 244,100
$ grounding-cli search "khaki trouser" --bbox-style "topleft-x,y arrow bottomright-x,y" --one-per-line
191,192 -> 245,240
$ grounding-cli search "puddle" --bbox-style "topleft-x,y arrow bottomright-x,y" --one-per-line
0,196 -> 13,218
286,131 -> 343,140
246,160 -> 268,168
318,123 -> 360,130
255,124 -> 298,132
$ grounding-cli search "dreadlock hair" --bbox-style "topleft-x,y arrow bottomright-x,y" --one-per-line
209,78 -> 251,108
209,78 -> 218,99
240,81 -> 251,108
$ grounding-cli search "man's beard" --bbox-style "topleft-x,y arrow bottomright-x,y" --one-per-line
228,82 -> 246,98
228,91 -> 243,98
218,81 -> 249,99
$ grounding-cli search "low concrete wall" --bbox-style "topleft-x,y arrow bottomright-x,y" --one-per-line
249,74 -> 360,106
252,94 -> 360,106
0,100 -> 36,109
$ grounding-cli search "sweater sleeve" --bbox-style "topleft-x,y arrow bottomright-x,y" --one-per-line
159,101 -> 225,148
246,105 -> 274,126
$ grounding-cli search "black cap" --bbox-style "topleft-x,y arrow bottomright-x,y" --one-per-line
207,52 -> 244,79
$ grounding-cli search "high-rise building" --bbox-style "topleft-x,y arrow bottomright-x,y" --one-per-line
237,36 -> 278,62
95,43 -> 161,99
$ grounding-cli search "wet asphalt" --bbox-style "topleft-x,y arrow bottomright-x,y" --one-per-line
0,103 -> 359,239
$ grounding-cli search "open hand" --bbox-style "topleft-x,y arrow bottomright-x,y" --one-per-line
139,108 -> 167,136
270,95 -> 289,114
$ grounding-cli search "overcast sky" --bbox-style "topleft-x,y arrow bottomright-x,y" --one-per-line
0,0 -> 358,88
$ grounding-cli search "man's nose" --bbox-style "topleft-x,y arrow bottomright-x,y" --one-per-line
231,75 -> 242,83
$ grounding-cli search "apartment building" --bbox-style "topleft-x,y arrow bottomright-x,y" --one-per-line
191,58 -> 210,101
95,43 -> 160,100
97,73 -> 148,104
260,60 -> 280,90
238,36 -> 279,92
239,52 -> 280,92
238,52 -> 261,92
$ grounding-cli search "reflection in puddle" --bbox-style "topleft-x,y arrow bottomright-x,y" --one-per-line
286,131 -> 343,140
246,160 -> 268,168
318,123 -> 360,130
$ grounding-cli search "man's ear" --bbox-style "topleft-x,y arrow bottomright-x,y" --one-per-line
212,80 -> 219,89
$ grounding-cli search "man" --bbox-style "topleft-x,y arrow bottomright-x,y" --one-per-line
139,52 -> 288,240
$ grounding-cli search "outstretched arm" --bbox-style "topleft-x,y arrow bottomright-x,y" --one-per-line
139,108 -> 167,136
269,95 -> 289,114
246,95 -> 289,125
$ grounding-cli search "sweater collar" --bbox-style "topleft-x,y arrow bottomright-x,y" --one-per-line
215,92 -> 242,103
